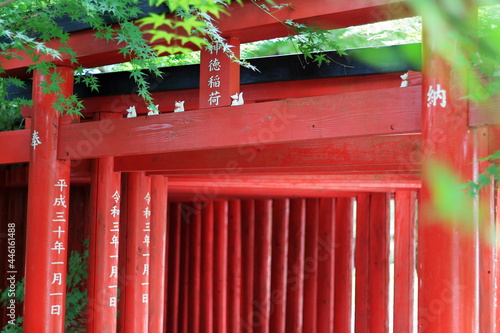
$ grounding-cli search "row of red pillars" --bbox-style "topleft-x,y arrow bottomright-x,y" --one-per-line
23,67 -> 169,332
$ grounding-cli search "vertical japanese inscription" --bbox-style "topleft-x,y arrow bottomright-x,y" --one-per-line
50,179 -> 69,316
109,190 -> 121,307
142,192 -> 151,304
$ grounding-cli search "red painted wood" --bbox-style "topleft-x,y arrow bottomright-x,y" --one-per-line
178,203 -> 190,333
115,133 -> 422,176
200,201 -> 214,333
214,200 -> 229,333
254,199 -> 273,333
165,174 -> 420,200
303,199 -> 319,333
199,36 -> 240,109
220,0 -> 412,44
24,67 -> 73,333
355,194 -> 390,333
60,87 -> 422,160
368,193 -> 390,333
476,127 -> 496,333
82,73 -> 413,116
166,203 -> 182,333
394,191 -> 416,333
316,198 -> 336,333
123,172 -> 151,333
419,4 -> 478,331
188,203 -> 201,333
1,0 -> 413,75
269,199 -> 290,333
117,174 -> 128,333
241,200 -> 255,332
496,184 -> 500,332
285,199 -> 306,333
87,152 -> 121,333
334,197 -> 355,332
148,176 -> 168,333
0,129 -> 30,165
227,199 -> 242,333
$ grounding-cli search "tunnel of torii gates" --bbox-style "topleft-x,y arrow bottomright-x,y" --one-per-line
0,0 -> 500,332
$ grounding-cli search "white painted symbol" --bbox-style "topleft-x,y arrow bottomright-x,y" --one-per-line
52,273 -> 62,285
208,58 -> 221,71
51,241 -> 65,254
53,195 -> 67,208
427,84 -> 447,108
208,75 -> 221,88
209,91 -> 221,106
51,305 -> 61,315
54,179 -> 68,192
110,205 -> 120,217
31,130 -> 42,149
112,191 -> 120,203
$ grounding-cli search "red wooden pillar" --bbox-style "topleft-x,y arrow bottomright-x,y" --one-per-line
228,199 -> 242,333
270,199 -> 290,333
214,200 -> 229,333
166,203 -> 182,333
355,194 -> 390,333
317,198 -> 336,333
286,198 -> 306,333
334,197 -> 354,332
123,172 -> 151,333
199,36 -> 240,109
476,128 -> 496,332
201,201 -> 214,333
241,200 -> 255,332
419,2 -> 478,331
87,112 -> 122,333
188,202 -> 202,333
24,67 -> 73,333
303,199 -> 319,333
254,199 -> 273,333
178,203 -> 190,333
394,191 -> 417,333
149,176 -> 168,332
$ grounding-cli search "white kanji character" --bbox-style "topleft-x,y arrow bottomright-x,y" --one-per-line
112,191 -> 120,203
109,265 -> 118,278
143,207 -> 151,218
208,75 -> 221,88
51,304 -> 61,315
52,226 -> 65,239
142,263 -> 149,275
31,130 -> 42,149
110,205 -> 120,218
144,192 -> 151,205
54,179 -> 68,192
142,294 -> 148,303
208,91 -> 221,106
52,273 -> 62,285
143,234 -> 150,248
110,297 -> 117,307
51,241 -> 65,254
110,235 -> 119,249
53,195 -> 67,208
208,58 -> 221,71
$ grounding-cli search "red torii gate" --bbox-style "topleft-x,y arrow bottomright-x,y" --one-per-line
0,0 -> 498,332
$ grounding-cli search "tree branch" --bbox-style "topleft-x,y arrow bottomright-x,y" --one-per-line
0,0 -> 17,8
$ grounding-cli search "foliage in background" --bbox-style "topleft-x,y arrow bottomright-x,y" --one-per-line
0,241 -> 88,332
0,0 -> 162,117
